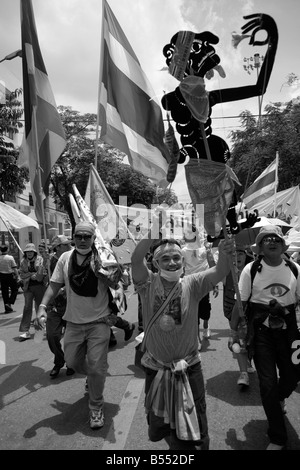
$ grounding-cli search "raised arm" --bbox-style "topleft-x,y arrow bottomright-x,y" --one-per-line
202,239 -> 235,287
210,13 -> 278,105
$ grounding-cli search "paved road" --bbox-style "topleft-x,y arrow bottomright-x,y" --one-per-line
0,284 -> 300,455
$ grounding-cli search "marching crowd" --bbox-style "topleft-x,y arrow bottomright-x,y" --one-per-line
0,213 -> 300,451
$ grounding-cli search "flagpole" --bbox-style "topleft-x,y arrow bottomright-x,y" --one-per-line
0,215 -> 23,254
32,105 -> 49,265
273,151 -> 279,217
95,0 -> 105,168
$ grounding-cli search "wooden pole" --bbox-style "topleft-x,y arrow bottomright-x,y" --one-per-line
200,123 -> 244,318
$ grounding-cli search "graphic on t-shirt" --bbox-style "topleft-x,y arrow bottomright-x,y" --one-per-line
154,295 -> 182,326
263,283 -> 290,298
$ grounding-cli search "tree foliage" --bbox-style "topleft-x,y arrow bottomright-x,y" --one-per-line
50,106 -> 177,228
0,88 -> 29,202
229,98 -> 300,198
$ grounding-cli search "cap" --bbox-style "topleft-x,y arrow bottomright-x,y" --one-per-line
24,243 -> 37,253
52,234 -> 71,248
74,221 -> 96,235
251,225 -> 289,255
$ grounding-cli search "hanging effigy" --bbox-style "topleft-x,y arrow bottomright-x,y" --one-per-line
161,14 -> 278,238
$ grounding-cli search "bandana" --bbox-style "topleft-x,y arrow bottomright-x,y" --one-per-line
153,243 -> 182,260
179,76 -> 209,123
74,221 -> 96,235
68,249 -> 98,297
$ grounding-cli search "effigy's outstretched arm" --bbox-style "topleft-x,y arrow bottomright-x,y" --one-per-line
211,13 -> 278,105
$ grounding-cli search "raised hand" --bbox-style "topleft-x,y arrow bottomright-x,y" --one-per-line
242,13 -> 277,46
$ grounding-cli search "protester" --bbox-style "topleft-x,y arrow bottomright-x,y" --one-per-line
109,263 -> 135,347
45,235 -> 75,378
18,243 -> 48,341
131,207 -> 235,450
230,225 -> 300,450
36,221 -> 122,430
225,245 -> 254,387
38,240 -> 49,260
0,244 -> 19,313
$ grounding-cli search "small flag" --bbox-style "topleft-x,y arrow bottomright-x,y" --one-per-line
0,49 -> 22,63
98,0 -> 170,187
19,0 -> 66,224
243,158 -> 278,209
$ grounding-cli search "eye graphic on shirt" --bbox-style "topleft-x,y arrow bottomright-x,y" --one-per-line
263,283 -> 290,297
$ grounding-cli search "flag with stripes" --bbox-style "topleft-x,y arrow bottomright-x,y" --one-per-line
243,158 -> 278,209
19,0 -> 66,224
98,0 -> 170,187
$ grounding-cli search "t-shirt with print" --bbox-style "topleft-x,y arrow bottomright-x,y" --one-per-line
239,259 -> 300,306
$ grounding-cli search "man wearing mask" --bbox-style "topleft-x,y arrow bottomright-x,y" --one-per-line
131,207 -> 234,451
36,222 -> 118,430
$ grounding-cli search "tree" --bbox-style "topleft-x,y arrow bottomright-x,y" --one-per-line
229,99 -> 300,198
50,106 -> 177,228
0,88 -> 29,202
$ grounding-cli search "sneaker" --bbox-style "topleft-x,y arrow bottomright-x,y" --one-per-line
203,327 -> 211,339
5,304 -> 14,313
89,408 -> 104,429
237,372 -> 249,387
124,323 -> 135,342
19,332 -> 31,342
280,400 -> 287,415
266,442 -> 285,450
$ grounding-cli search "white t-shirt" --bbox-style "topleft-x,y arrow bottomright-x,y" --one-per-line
239,259 -> 300,306
182,245 -> 218,275
50,250 -> 110,324
0,254 -> 17,274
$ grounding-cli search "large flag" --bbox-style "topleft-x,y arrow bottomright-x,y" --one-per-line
19,0 -> 66,224
98,0 -> 170,187
243,157 -> 278,209
85,164 -> 136,264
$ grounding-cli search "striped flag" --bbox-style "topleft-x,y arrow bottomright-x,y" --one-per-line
19,0 -> 66,224
243,157 -> 278,209
98,0 -> 169,187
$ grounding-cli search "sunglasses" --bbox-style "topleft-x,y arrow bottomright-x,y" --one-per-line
74,234 -> 92,241
262,236 -> 283,245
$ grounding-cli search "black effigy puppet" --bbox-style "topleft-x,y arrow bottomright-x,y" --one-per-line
161,14 -> 278,238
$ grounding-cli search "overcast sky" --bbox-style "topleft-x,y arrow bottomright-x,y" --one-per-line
0,0 -> 299,202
